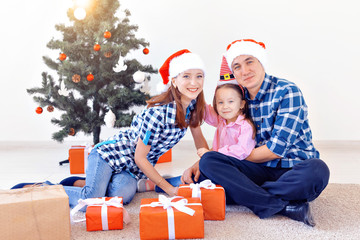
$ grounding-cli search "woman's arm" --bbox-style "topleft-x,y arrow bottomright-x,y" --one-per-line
134,139 -> 178,196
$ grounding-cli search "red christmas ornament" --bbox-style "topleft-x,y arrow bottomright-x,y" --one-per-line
36,107 -> 43,114
87,73 -> 94,81
93,44 -> 101,51
59,53 -> 67,61
143,48 -> 149,55
104,31 -> 111,39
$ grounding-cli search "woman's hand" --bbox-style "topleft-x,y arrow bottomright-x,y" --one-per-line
166,186 -> 179,197
181,160 -> 200,184
197,147 -> 209,157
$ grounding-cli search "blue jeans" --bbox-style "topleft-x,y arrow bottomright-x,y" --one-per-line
198,151 -> 330,219
64,150 -> 137,209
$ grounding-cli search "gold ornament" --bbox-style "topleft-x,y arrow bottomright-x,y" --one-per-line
47,105 -> 54,112
104,51 -> 112,58
72,74 -> 81,83
68,128 -> 75,136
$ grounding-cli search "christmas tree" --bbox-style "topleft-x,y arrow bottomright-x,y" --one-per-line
27,0 -> 156,144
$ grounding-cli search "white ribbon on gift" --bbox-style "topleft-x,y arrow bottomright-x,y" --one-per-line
189,179 -> 216,200
140,195 -> 201,240
70,196 -> 129,229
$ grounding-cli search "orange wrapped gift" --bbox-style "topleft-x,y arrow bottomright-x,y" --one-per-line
157,149 -> 172,163
139,195 -> 204,240
71,197 -> 125,231
69,145 -> 92,174
178,179 -> 225,220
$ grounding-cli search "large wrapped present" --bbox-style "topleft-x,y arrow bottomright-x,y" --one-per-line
140,195 -> 204,240
157,149 -> 172,164
71,196 -> 129,231
0,185 -> 71,240
178,179 -> 226,220
69,145 -> 92,174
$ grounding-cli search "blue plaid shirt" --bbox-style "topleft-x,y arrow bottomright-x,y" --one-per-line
247,73 -> 319,168
95,100 -> 196,179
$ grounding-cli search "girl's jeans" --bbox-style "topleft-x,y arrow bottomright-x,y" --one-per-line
64,150 -> 137,209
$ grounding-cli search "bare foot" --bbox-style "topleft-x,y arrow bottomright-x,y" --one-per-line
73,180 -> 86,187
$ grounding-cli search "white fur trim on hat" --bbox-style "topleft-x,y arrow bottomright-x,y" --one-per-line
169,53 -> 205,81
225,40 -> 267,71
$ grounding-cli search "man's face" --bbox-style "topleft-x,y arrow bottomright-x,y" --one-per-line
231,55 -> 265,99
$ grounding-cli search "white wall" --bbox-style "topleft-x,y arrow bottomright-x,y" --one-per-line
1,0 -> 359,143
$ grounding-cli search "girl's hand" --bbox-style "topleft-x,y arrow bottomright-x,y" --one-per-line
197,147 -> 209,157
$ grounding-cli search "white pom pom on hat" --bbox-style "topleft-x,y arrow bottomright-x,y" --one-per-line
224,39 -> 267,71
159,49 -> 205,85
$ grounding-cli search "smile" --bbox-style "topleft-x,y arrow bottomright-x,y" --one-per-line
187,88 -> 198,92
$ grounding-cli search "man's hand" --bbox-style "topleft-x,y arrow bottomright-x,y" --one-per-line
197,147 -> 209,158
181,160 -> 200,184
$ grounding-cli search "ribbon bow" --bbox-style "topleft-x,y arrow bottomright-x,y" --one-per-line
71,197 -> 125,223
150,195 -> 195,216
190,179 -> 216,199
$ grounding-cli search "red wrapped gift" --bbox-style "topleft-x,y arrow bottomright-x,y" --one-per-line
71,197 -> 125,231
139,195 -> 204,240
157,149 -> 172,164
178,179 -> 225,220
68,145 -> 92,174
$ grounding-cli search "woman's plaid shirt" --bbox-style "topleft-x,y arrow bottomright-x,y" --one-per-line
95,100 -> 196,179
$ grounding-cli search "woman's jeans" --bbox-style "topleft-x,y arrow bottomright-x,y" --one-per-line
64,150 -> 137,209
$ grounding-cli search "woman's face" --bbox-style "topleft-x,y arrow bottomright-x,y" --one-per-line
172,69 -> 204,106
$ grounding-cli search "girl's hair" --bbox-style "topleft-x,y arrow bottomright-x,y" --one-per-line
146,84 -> 205,129
212,83 -> 256,138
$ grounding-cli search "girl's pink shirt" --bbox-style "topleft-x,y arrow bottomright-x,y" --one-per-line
204,104 -> 256,160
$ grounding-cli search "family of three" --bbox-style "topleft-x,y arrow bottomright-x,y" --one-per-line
13,39 -> 330,227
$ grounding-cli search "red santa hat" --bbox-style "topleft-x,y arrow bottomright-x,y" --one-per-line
224,39 -> 267,71
159,49 -> 205,85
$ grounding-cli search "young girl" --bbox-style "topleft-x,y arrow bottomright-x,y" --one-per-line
197,83 -> 256,160
43,49 -> 206,208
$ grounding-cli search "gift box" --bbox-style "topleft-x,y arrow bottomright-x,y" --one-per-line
140,195 -> 204,240
69,145 -> 92,174
157,149 -> 172,164
178,179 -> 226,220
0,185 -> 71,240
71,197 -> 125,231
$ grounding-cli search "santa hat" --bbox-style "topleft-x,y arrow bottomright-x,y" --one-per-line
159,49 -> 205,85
224,39 -> 267,71
217,55 -> 245,97
218,55 -> 238,86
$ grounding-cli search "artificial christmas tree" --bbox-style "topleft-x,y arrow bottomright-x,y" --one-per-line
27,0 -> 156,144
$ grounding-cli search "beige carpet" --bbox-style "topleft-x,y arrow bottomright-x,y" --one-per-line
70,183 -> 360,239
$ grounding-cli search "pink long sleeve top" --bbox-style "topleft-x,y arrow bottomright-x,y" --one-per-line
204,104 -> 256,160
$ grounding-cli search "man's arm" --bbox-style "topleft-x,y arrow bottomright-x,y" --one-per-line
245,144 -> 281,163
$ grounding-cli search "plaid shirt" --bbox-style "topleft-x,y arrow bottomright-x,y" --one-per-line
95,100 -> 196,179
247,73 -> 319,168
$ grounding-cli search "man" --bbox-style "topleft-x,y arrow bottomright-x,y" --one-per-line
182,39 -> 330,227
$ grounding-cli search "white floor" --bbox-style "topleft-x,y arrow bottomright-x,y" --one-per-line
1,140 -> 359,190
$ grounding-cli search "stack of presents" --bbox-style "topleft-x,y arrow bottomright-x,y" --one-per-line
0,145 -> 226,239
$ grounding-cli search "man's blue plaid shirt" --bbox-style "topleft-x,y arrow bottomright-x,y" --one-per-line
247,73 -> 319,168
94,100 -> 196,180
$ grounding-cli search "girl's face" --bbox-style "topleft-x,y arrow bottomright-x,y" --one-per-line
172,69 -> 204,107
215,87 -> 245,124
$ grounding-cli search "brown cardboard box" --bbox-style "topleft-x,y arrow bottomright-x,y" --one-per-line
0,185 -> 71,240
